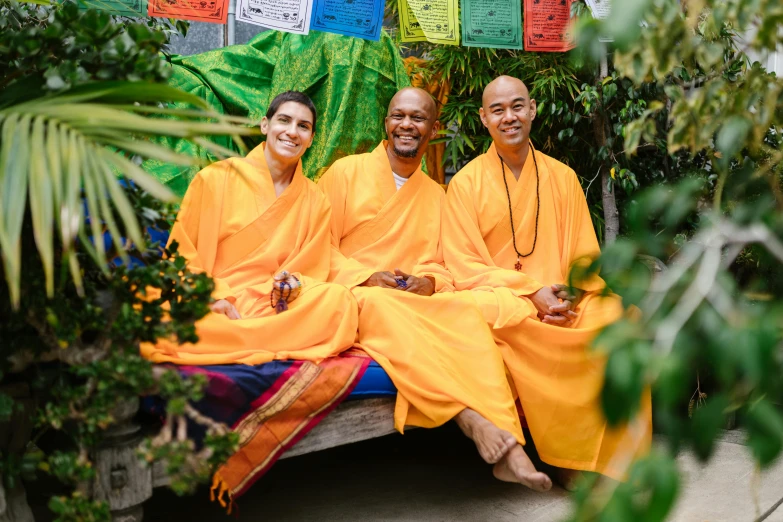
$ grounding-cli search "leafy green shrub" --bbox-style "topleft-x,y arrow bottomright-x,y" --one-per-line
568,1 -> 783,519
0,2 -> 250,519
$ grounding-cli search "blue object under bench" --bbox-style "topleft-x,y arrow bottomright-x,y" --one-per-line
348,360 -> 396,399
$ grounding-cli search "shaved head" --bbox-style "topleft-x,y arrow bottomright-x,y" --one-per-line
482,76 -> 530,109
479,75 -> 536,155
388,87 -> 438,119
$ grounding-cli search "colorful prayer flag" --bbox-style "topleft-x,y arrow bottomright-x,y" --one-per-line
461,0 -> 522,50
584,0 -> 610,19
584,0 -> 613,42
235,0 -> 313,34
523,0 -> 575,52
309,0 -> 385,41
77,0 -> 147,17
399,0 -> 425,42
148,0 -> 229,24
399,0 -> 459,46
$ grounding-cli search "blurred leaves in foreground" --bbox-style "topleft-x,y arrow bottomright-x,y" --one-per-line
1,1 -> 250,518
569,0 -> 783,520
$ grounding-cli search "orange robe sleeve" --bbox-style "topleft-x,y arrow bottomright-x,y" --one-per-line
560,169 -> 607,293
409,189 -> 454,293
317,164 -> 377,288
318,155 -> 454,292
168,164 -> 236,303
280,187 -> 335,288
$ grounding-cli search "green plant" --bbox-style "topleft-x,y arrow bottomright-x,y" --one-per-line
568,1 -> 783,520
0,2 -> 258,309
396,1 -> 735,245
424,45 -> 587,168
1,182 -> 239,519
0,1 -> 253,519
401,2 -> 670,243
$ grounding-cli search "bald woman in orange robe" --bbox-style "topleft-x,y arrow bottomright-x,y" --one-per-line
141,91 -> 358,366
318,87 -> 551,491
442,76 -> 652,485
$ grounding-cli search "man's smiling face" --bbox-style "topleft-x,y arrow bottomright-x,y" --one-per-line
480,77 -> 537,151
385,88 -> 438,159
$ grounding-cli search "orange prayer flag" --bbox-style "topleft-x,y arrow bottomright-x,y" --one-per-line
148,0 -> 229,24
523,0 -> 575,52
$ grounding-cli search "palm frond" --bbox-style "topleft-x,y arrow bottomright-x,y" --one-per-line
0,81 -> 260,308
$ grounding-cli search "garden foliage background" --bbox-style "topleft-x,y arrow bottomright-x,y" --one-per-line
0,0 -> 782,520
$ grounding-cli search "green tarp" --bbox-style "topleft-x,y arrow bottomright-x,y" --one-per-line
144,30 -> 411,197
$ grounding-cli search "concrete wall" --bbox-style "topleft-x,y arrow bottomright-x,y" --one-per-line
168,21 -> 269,56
743,26 -> 782,76
748,48 -> 783,76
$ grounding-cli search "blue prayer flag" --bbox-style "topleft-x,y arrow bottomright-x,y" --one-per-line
309,0 -> 385,41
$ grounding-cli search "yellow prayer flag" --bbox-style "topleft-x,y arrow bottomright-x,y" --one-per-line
399,0 -> 459,45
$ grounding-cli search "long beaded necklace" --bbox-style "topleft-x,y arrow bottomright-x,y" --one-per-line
498,141 -> 540,271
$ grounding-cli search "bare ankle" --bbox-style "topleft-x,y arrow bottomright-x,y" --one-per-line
455,409 -> 479,435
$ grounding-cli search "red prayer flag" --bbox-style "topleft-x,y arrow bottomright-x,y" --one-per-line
523,0 -> 575,52
148,0 -> 229,24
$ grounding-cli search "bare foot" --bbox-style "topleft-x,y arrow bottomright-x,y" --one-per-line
493,444 -> 553,492
455,409 -> 518,464
553,468 -> 583,492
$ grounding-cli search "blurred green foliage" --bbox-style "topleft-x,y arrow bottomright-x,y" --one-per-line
0,2 -> 244,520
567,1 -> 783,520
0,0 -> 186,96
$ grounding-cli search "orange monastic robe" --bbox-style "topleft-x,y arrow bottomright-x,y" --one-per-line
318,142 -> 524,442
141,144 -> 358,366
442,143 -> 652,479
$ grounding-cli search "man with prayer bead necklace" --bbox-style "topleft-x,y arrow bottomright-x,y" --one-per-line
318,87 -> 551,491
441,76 -> 653,488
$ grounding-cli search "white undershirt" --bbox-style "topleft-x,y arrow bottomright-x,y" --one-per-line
392,171 -> 409,191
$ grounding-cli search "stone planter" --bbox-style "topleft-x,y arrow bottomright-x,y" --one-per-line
90,398 -> 152,522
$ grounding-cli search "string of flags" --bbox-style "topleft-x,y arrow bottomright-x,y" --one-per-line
76,0 -> 594,51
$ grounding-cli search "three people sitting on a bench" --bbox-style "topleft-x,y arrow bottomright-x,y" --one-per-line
142,77 -> 652,491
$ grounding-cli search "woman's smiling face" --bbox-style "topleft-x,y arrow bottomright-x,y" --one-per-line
260,101 -> 315,162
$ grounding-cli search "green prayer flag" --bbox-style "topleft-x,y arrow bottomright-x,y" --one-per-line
77,0 -> 147,17
461,0 -> 523,50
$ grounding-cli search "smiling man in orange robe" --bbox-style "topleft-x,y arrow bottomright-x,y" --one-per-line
141,91 -> 358,366
318,87 -> 551,491
441,76 -> 652,485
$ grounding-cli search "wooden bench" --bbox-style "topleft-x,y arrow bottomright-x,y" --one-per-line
91,256 -> 669,522
91,396 -> 398,522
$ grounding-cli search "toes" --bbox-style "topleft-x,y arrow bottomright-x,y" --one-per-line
522,472 -> 552,492
537,473 -> 553,492
473,428 -> 518,464
479,440 -> 509,464
489,448 -> 502,464
480,446 -> 495,464
486,446 -> 501,464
